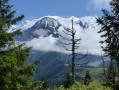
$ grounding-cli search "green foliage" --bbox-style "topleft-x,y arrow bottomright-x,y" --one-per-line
0,0 -> 40,89
0,0 -> 24,49
0,43 -> 40,89
84,71 -> 92,85
102,61 -> 119,90
64,72 -> 72,89
97,0 -> 119,89
105,61 -> 116,85
31,51 -> 70,85
40,76 -> 47,90
55,81 -> 112,90
96,0 -> 119,67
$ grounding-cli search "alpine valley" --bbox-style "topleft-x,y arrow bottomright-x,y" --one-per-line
9,16 -> 110,87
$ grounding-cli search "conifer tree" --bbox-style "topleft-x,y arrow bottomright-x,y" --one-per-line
97,0 -> 119,89
84,71 -> 92,85
0,0 -> 40,89
105,61 -> 116,87
40,76 -> 47,90
96,0 -> 119,67
64,72 -> 72,89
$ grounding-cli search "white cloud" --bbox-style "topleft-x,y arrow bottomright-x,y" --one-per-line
24,16 -> 106,56
27,35 -> 69,53
27,23 -> 104,55
58,22 -> 104,55
79,29 -> 104,55
90,0 -> 111,9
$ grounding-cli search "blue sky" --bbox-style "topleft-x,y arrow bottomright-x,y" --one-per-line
9,0 -> 111,21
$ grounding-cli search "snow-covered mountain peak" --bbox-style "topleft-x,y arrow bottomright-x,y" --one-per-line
9,16 -> 98,33
8,18 -> 41,32
13,15 -> 98,40
76,16 -> 98,29
10,15 -> 103,55
35,16 -> 60,28
43,16 -> 62,19
18,19 -> 40,31
39,16 -> 80,26
8,16 -> 99,39
79,16 -> 97,24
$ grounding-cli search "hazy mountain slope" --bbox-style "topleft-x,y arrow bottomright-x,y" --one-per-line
28,51 -> 109,87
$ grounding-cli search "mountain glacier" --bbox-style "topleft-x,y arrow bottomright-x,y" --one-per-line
9,16 -> 104,55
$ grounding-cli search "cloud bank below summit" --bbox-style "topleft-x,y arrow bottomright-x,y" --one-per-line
27,16 -> 105,55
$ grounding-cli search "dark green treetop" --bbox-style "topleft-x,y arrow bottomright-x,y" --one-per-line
84,71 -> 92,85
0,0 -> 40,89
40,76 -> 47,90
64,72 -> 73,89
0,0 -> 24,49
97,0 -> 119,67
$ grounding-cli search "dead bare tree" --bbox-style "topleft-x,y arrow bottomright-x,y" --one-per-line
59,19 -> 89,84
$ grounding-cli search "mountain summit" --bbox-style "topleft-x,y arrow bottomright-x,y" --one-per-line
9,16 -> 98,40
9,16 -> 102,55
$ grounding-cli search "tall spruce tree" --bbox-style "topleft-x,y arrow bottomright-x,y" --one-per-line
96,0 -> 119,67
0,0 -> 40,89
97,0 -> 119,89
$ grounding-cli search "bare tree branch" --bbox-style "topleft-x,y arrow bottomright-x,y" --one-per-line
59,33 -> 72,41
63,45 -> 72,51
62,30 -> 72,36
64,27 -> 72,33
58,40 -> 72,46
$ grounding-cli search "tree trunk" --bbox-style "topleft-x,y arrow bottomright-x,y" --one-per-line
71,19 -> 75,84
